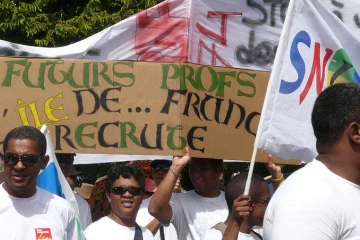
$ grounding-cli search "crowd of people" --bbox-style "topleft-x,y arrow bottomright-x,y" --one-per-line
0,82 -> 360,239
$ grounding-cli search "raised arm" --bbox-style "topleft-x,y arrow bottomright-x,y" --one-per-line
266,154 -> 284,191
148,148 -> 190,225
145,218 -> 161,236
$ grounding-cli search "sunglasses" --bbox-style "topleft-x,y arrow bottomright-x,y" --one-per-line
153,166 -> 170,173
3,153 -> 41,167
112,186 -> 143,196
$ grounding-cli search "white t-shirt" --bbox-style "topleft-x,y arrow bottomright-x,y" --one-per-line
84,216 -> 155,240
202,228 -> 262,240
137,196 -> 179,240
169,190 -> 228,240
264,159 -> 360,240
0,184 -> 78,240
74,192 -> 92,230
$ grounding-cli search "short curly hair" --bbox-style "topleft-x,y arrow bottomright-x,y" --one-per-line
3,126 -> 46,155
225,173 -> 265,211
106,164 -> 145,193
312,83 -> 360,146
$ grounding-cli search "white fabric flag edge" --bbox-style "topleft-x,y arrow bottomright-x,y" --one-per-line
40,125 -> 85,239
244,0 -> 298,195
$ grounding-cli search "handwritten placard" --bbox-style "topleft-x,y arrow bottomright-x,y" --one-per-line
0,57 -> 270,160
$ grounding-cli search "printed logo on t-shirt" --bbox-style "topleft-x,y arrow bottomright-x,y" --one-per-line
35,228 -> 53,240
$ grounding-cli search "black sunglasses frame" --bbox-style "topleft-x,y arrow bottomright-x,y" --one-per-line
3,153 -> 41,167
112,186 -> 143,196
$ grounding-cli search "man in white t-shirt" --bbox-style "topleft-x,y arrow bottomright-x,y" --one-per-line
0,126 -> 78,240
137,159 -> 179,240
149,149 -> 228,240
84,164 -> 154,240
56,153 -> 92,230
264,83 -> 360,239
203,173 -> 270,240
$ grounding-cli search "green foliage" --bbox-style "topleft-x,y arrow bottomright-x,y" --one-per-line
0,0 -> 162,47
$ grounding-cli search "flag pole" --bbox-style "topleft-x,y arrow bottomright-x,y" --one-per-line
244,147 -> 258,195
244,0 -> 298,196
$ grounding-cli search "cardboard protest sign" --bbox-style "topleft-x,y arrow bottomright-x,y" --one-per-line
2,0 -> 360,74
0,57 -> 300,163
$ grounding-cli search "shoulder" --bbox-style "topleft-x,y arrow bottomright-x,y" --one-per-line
74,192 -> 87,203
38,188 -> 75,214
170,190 -> 201,207
37,187 -> 66,202
271,160 -> 349,206
271,162 -> 330,201
74,193 -> 90,208
85,217 -> 108,233
172,190 -> 226,206
170,190 -> 192,203
265,161 -> 338,220
0,184 -> 9,200
173,189 -> 195,198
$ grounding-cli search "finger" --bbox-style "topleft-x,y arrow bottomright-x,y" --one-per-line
234,200 -> 251,208
234,205 -> 253,214
234,195 -> 251,202
235,209 -> 251,218
266,154 -> 274,167
173,147 -> 191,163
185,146 -> 190,155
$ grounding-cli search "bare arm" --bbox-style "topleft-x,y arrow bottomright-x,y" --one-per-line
148,148 -> 190,225
173,177 -> 184,193
222,218 -> 241,240
222,195 -> 252,240
145,218 -> 161,236
266,154 -> 284,192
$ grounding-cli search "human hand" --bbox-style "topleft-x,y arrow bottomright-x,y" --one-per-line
172,147 -> 190,172
265,154 -> 283,179
231,195 -> 253,223
173,178 -> 184,193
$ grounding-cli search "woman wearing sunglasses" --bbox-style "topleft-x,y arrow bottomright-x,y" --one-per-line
84,164 -> 155,240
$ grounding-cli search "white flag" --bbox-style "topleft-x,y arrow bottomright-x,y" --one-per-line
255,0 -> 360,162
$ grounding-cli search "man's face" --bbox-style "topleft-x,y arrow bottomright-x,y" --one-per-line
152,163 -> 170,186
189,159 -> 222,197
251,181 -> 271,226
56,154 -> 74,177
106,176 -> 143,223
2,138 -> 48,198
